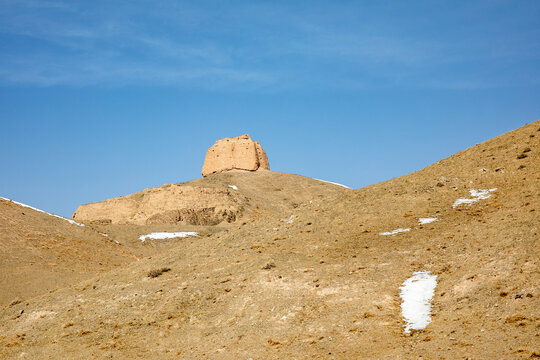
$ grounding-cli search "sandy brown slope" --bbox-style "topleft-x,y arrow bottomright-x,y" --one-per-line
74,170 -> 353,259
0,121 -> 538,359
73,169 -> 352,226
0,199 -> 136,306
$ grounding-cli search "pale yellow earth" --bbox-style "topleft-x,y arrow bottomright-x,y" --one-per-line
0,121 -> 538,359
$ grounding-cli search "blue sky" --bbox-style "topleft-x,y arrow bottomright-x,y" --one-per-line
1,0 -> 539,217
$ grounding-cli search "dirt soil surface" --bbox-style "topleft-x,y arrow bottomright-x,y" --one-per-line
0,121 -> 538,359
73,169 -> 352,226
0,199 -> 135,306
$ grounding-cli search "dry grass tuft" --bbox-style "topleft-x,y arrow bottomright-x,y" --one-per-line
147,267 -> 171,278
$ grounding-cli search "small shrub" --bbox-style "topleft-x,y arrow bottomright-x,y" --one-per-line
147,267 -> 171,278
262,263 -> 276,270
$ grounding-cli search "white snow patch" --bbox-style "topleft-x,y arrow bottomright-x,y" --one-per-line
314,178 -> 351,189
400,271 -> 438,333
64,218 -> 84,226
285,215 -> 296,224
26,310 -> 57,321
419,217 -> 438,225
228,185 -> 238,190
0,196 -> 85,227
452,188 -> 497,208
379,228 -> 411,236
139,232 -> 198,242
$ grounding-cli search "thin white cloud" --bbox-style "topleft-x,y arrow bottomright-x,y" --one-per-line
0,1 -> 274,88
0,54 -> 274,88
0,1 -> 538,89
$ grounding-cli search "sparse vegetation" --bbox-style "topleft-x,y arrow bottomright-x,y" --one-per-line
262,262 -> 276,270
0,121 -> 538,359
147,267 -> 171,278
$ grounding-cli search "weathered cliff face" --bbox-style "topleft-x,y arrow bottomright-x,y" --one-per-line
202,134 -> 269,177
72,169 -> 352,226
74,135 -> 271,225
72,184 -> 245,225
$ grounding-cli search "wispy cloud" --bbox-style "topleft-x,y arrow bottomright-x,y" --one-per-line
0,1 -> 538,90
0,55 -> 273,88
0,1 -> 275,88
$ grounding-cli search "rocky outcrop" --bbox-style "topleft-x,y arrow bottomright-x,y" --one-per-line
73,135 -> 271,225
202,134 -> 269,177
72,185 -> 245,225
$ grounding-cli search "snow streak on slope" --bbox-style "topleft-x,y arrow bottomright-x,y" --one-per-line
314,178 -> 351,189
0,196 -> 84,227
452,188 -> 497,208
400,271 -> 438,333
419,217 -> 438,224
379,228 -> 411,236
139,232 -> 199,242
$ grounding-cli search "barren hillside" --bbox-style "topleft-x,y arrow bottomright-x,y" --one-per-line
0,121 -> 538,359
73,171 -> 353,260
0,199 -> 135,306
73,169 -> 352,226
